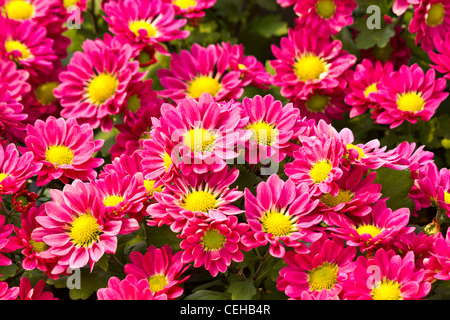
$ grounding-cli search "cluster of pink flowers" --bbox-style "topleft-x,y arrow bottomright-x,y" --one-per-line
0,0 -> 449,301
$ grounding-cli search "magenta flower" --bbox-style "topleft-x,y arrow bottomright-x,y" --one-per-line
163,0 -> 216,19
18,277 -> 57,300
0,83 -> 27,142
179,216 -> 249,277
0,282 -> 19,300
23,116 -> 104,186
393,0 -> 420,15
0,57 -> 30,102
0,214 -> 22,267
430,31 -> 450,80
141,134 -> 177,184
242,174 -> 322,258
97,274 -> 166,300
424,229 -> 450,281
124,245 -> 190,299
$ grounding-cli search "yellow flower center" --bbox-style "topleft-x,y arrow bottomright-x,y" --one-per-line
444,191 -> 450,204
34,82 -> 58,106
294,54 -> 327,82
0,173 -> 8,184
4,40 -> 30,60
356,224 -> 382,238
246,121 -> 278,146
426,3 -> 445,27
127,94 -> 141,113
144,179 -> 163,196
29,239 -> 49,253
148,274 -> 168,293
260,211 -> 295,237
163,151 -> 172,171
321,189 -> 354,208
4,0 -> 34,20
308,262 -> 339,291
45,145 -> 74,166
346,143 -> 365,160
371,279 -> 403,300
87,73 -> 118,105
306,94 -> 330,113
202,229 -> 226,251
364,83 -> 378,98
70,213 -> 101,247
310,160 -> 333,183
182,190 -> 217,213
103,195 -> 124,207
187,76 -> 221,99
183,128 -> 215,153
396,92 -> 425,113
173,0 -> 197,9
315,0 -> 336,19
129,20 -> 157,38
63,0 -> 79,8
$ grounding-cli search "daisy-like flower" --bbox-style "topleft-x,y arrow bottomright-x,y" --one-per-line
276,236 -> 356,299
0,83 -> 27,142
163,0 -> 216,19
17,277 -> 57,300
343,248 -> 431,300
152,93 -> 249,175
97,274 -> 166,300
0,57 -> 30,102
23,116 -> 104,186
242,174 -> 322,258
371,64 -> 448,129
54,36 -> 143,131
239,94 -> 301,164
0,214 -> 22,267
0,282 -> 19,300
344,59 -> 394,118
124,245 -> 190,299
409,0 -> 450,52
0,0 -> 58,26
140,134 -> 177,183
103,0 -> 189,55
0,16 -> 56,76
430,31 -> 450,80
270,28 -> 356,101
146,166 -> 243,233
179,215 -> 249,277
284,136 -> 345,196
423,229 -> 450,281
157,43 -> 245,104
327,200 -> 414,253
31,179 -> 122,274
293,0 -> 357,35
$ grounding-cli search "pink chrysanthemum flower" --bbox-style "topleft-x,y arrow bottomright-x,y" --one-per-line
54,36 -> 144,131
31,179 -> 122,274
0,57 -> 30,102
97,274 -> 166,300
239,94 -> 301,164
179,215 -> 249,277
293,0 -> 357,35
276,236 -> 356,299
430,31 -> 450,80
124,245 -> 190,299
23,116 -> 104,186
0,83 -> 27,142
103,0 -> 189,54
141,134 -> 177,184
18,277 -> 57,300
0,0 -> 58,26
0,214 -> 22,267
242,174 -> 322,258
409,0 -> 450,52
270,28 -> 356,100
151,93 -> 249,175
0,16 -> 56,76
371,64 -> 448,129
327,200 -> 414,253
345,59 -> 394,118
158,43 -> 245,103
163,0 -> 216,19
0,281 -> 19,300
285,136 -> 345,196
147,166 -> 243,233
343,248 -> 431,300
423,229 -> 450,281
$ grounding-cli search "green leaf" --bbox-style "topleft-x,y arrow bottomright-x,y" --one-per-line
374,167 -> 415,211
353,17 -> 395,50
184,290 -> 231,300
68,269 -> 110,300
0,264 -> 18,281
247,15 -> 288,38
96,254 -> 109,272
227,279 -> 257,300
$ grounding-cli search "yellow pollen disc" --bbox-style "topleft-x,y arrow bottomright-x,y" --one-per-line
70,213 -> 101,247
310,160 -> 333,183
294,54 -> 326,82
144,179 -> 163,196
364,83 -> 378,98
260,211 -> 295,237
356,224 -> 382,238
246,121 -> 278,146
306,94 -> 330,113
346,143 -> 365,160
34,82 -> 58,106
444,191 -> 450,204
103,195 -> 124,207
129,20 -> 157,38
127,95 -> 141,113
396,92 -> 425,113
63,0 -> 79,8
308,262 -> 338,291
321,189 -> 354,208
238,63 -> 247,70
163,151 -> 172,171
173,0 -> 197,9
371,279 -> 403,300
183,128 -> 215,153
4,40 -> 30,60
182,190 -> 217,213
426,3 -> 445,27
87,73 -> 118,105
187,76 -> 221,99
202,229 -> 226,251
45,145 -> 74,166
29,239 -> 49,253
148,274 -> 168,293
315,0 -> 336,19
4,0 -> 34,20
0,173 -> 8,184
